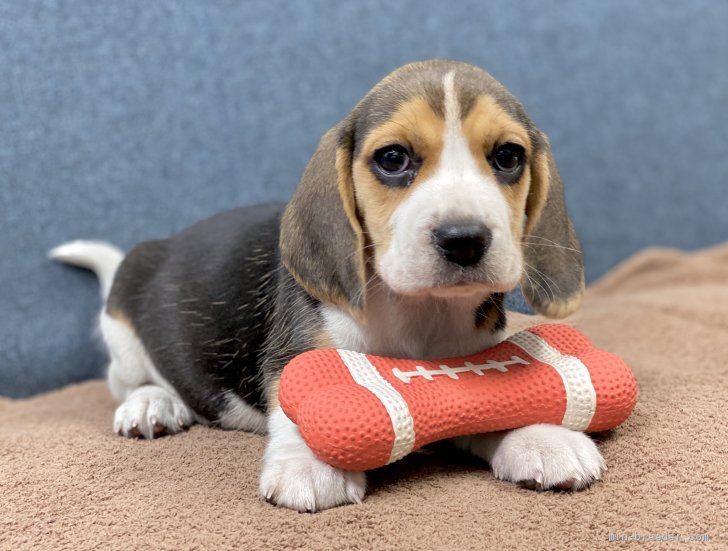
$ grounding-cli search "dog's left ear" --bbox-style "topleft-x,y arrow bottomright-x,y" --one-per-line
279,116 -> 367,317
521,132 -> 585,318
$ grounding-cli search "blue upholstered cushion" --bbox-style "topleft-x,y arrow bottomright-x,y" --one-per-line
1,0 -> 726,396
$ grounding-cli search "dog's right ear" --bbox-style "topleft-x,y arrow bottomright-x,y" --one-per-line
279,116 -> 367,318
521,131 -> 585,318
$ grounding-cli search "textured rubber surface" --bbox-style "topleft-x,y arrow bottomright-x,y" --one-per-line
279,324 -> 637,471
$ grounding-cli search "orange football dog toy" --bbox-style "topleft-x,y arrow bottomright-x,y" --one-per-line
279,324 -> 637,471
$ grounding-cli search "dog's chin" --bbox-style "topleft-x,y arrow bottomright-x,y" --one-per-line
378,271 -> 517,301
377,250 -> 523,301
424,275 -> 523,300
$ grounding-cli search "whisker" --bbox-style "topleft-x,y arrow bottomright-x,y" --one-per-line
521,262 -> 547,299
522,261 -> 562,302
521,236 -> 580,254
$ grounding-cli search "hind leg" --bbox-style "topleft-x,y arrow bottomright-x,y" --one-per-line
102,311 -> 195,439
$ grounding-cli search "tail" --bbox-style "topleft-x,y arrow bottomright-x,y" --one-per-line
49,240 -> 124,300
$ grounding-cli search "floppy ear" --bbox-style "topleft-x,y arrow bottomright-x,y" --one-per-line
279,118 -> 367,316
521,132 -> 585,318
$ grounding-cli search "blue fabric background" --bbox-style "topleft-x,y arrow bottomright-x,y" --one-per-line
2,0 -> 727,396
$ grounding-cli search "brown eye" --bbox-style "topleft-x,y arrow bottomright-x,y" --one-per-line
374,145 -> 411,174
371,145 -> 419,187
493,143 -> 524,172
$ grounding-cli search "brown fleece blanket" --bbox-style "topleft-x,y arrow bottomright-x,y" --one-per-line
2,245 -> 727,550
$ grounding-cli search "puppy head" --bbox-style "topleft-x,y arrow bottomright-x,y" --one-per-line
281,60 -> 583,319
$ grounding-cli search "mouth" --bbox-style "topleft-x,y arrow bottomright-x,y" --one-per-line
427,281 -> 492,298
404,275 -> 518,299
376,246 -> 522,299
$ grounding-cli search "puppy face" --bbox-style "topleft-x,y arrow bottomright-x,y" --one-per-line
281,60 -> 584,318
353,71 -> 533,298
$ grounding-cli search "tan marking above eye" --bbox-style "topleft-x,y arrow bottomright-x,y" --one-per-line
461,95 -> 534,240
462,95 -> 531,172
360,97 -> 445,171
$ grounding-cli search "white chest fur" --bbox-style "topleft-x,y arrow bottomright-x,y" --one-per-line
322,282 -> 505,360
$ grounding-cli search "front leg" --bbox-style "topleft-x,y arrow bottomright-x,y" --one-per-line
453,424 -> 606,490
259,407 -> 367,512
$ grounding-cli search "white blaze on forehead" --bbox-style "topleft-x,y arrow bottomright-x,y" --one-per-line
438,72 -> 481,193
433,70 -> 503,220
443,71 -> 460,127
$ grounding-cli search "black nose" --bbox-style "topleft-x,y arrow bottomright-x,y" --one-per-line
432,222 -> 492,267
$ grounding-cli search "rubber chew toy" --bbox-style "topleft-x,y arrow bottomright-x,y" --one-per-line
279,324 -> 637,471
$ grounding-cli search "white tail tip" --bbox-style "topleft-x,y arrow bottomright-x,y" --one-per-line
50,240 -> 124,299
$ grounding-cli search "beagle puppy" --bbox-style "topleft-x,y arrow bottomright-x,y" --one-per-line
52,59 -> 604,513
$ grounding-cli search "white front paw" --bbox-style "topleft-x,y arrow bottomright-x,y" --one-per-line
113,385 -> 194,439
491,424 -> 606,490
260,408 -> 366,512
259,453 -> 366,512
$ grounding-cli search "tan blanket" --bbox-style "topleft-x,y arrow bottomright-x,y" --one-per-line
2,245 -> 727,550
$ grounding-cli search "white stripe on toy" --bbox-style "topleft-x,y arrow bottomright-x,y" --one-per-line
337,349 -> 416,464
508,331 -> 597,431
392,356 -> 530,383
